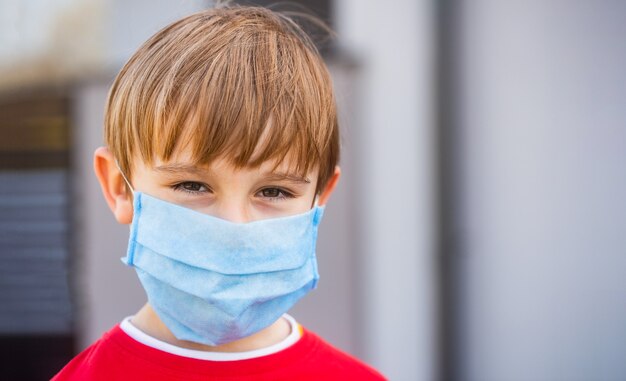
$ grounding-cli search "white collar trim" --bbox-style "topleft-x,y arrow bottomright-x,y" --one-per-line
119,314 -> 301,361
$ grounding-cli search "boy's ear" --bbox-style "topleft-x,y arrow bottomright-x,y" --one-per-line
317,166 -> 341,206
93,146 -> 134,224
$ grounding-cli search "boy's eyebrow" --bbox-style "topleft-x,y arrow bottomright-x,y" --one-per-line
153,164 -> 311,184
153,164 -> 208,176
262,172 -> 311,184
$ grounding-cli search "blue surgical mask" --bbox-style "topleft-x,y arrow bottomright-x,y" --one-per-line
118,170 -> 323,346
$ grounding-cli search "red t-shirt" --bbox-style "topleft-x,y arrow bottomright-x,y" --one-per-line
52,324 -> 386,380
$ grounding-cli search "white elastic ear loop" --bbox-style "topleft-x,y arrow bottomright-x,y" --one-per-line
313,195 -> 320,208
115,160 -> 135,194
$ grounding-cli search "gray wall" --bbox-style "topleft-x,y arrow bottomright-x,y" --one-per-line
335,1 -> 438,380
453,1 -> 626,380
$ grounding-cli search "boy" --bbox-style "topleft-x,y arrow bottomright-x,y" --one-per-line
53,4 -> 385,380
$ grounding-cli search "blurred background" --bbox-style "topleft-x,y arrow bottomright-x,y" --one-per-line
0,0 -> 625,380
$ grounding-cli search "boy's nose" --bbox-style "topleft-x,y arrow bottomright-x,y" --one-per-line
212,200 -> 252,223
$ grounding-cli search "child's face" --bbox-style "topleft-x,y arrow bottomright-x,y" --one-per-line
129,149 -> 320,222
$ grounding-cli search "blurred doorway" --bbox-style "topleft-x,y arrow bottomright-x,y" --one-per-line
0,90 -> 74,379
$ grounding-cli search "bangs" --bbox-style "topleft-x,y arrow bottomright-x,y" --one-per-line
156,23 -> 334,176
106,6 -> 338,188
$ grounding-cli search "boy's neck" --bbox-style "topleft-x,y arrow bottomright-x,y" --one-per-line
130,303 -> 292,352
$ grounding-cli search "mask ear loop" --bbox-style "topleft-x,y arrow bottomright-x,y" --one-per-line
311,194 -> 322,210
115,161 -> 136,234
115,160 -> 135,194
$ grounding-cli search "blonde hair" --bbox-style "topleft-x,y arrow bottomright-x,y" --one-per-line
105,5 -> 339,193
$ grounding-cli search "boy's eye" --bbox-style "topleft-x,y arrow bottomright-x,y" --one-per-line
258,187 -> 293,200
172,181 -> 210,193
262,188 -> 280,198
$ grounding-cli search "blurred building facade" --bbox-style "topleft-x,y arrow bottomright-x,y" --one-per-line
439,2 -> 626,380
1,1 -> 625,381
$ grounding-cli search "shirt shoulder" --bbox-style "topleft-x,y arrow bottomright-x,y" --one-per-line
291,328 -> 387,380
52,325 -> 129,381
52,324 -> 229,381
